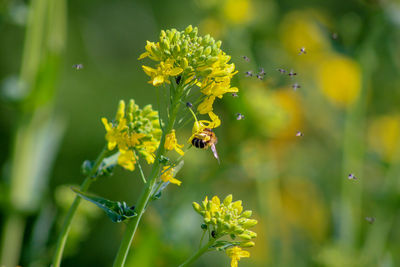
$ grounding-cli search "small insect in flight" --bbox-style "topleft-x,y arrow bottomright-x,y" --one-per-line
258,68 -> 266,76
298,47 -> 307,55
236,113 -> 245,120
231,92 -> 238,97
256,74 -> 264,80
365,217 -> 375,224
348,173 -> 357,180
245,71 -> 253,77
332,32 -> 338,40
292,83 -> 301,90
73,64 -> 84,70
277,68 -> 286,74
191,128 -> 219,162
296,131 -> 303,137
242,55 -> 250,62
288,70 -> 297,77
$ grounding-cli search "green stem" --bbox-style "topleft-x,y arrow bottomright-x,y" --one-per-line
52,146 -> 109,267
179,239 -> 215,267
112,84 -> 183,267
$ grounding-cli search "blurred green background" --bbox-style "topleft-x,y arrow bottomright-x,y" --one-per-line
1,0 -> 400,266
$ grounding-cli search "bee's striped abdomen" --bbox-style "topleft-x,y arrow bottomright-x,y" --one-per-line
192,138 -> 206,149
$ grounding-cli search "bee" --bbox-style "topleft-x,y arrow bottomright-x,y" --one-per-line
298,47 -> 306,55
191,128 -> 219,162
72,63 -> 84,70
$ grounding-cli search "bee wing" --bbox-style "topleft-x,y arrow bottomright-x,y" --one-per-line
211,144 -> 220,164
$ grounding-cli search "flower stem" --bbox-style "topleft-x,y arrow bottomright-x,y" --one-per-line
112,84 -> 183,267
52,146 -> 109,267
179,239 -> 215,267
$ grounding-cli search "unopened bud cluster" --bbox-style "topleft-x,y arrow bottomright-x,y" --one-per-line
102,99 -> 161,171
192,195 -> 257,246
139,25 -> 238,124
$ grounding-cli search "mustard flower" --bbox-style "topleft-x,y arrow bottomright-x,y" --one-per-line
160,166 -> 181,186
102,99 -> 161,171
117,150 -> 137,171
165,129 -> 185,156
192,194 -> 257,242
139,25 -> 238,125
142,59 -> 183,86
226,246 -> 250,267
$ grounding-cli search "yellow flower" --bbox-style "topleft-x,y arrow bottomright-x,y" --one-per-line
197,96 -> 216,114
317,54 -> 361,107
280,10 -> 330,60
165,129 -> 185,156
193,194 -> 257,241
102,99 -> 161,171
226,246 -> 250,267
142,59 -> 183,86
368,114 -> 400,162
101,117 -> 127,150
223,0 -> 252,25
117,150 -> 136,171
160,166 -> 181,186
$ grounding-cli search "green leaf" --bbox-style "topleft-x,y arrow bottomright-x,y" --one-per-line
72,187 -> 136,223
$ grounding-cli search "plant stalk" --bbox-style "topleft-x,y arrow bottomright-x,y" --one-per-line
112,84 -> 183,267
178,239 -> 215,267
52,146 -> 109,267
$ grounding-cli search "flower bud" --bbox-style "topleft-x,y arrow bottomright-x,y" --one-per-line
116,100 -> 125,121
238,233 -> 252,240
233,225 -> 245,234
241,210 -> 252,218
223,194 -> 233,206
204,46 -> 212,56
240,241 -> 255,248
242,219 -> 258,228
192,202 -> 202,213
185,25 -> 193,34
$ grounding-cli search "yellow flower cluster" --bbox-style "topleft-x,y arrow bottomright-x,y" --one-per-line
193,195 -> 256,267
139,25 -> 238,125
193,194 -> 257,242
102,100 -> 161,171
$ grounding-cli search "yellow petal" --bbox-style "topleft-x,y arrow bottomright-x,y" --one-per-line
152,75 -> 165,86
169,67 -> 183,76
142,65 -> 156,76
138,52 -> 149,60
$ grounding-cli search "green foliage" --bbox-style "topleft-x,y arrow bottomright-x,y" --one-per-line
72,188 -> 136,223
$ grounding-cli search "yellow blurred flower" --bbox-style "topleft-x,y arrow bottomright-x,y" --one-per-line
368,114 -> 400,162
199,18 -> 224,40
223,0 -> 252,24
317,54 -> 361,107
245,84 -> 303,139
160,166 -> 181,186
165,129 -> 185,156
226,246 -> 250,267
279,178 -> 328,242
280,10 -> 330,60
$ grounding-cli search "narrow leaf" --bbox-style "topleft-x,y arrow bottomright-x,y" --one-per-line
72,187 -> 136,223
